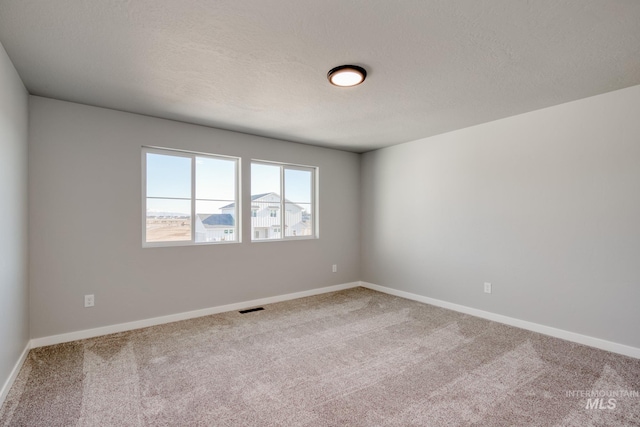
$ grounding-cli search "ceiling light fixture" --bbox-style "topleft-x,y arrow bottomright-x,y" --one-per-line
327,65 -> 367,87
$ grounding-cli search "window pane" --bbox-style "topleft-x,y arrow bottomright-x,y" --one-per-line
251,163 -> 280,195
251,192 -> 281,240
146,153 -> 191,199
145,198 -> 191,242
251,163 -> 281,240
196,157 -> 236,200
250,162 -> 316,241
285,202 -> 312,237
144,148 -> 240,246
195,200 -> 237,243
284,169 -> 312,203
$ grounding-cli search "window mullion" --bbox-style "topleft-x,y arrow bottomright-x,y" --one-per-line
280,165 -> 285,240
191,155 -> 196,243
235,158 -> 240,242
303,172 -> 316,236
142,150 -> 147,245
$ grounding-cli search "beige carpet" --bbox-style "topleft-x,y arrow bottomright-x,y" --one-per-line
1,287 -> 639,426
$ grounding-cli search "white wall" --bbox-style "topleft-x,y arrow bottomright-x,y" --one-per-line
0,42 -> 29,394
29,97 -> 360,338
361,85 -> 640,348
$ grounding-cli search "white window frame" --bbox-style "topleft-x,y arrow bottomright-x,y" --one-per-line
251,160 -> 318,242
142,146 -> 241,247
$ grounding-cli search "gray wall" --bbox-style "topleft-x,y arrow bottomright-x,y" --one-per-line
29,97 -> 360,339
0,42 -> 29,390
361,85 -> 640,348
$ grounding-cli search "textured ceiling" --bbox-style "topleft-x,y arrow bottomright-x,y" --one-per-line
1,1 -> 639,152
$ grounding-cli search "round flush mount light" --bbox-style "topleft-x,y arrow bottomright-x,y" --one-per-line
327,65 -> 367,87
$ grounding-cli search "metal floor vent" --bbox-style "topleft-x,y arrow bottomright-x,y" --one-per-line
239,307 -> 265,314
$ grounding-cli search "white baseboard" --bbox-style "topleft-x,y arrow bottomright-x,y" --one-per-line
27,279 -> 640,358
360,281 -> 640,359
31,282 -> 361,348
0,341 -> 31,408
6,280 -> 638,406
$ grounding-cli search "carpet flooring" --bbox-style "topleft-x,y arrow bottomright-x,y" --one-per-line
1,287 -> 639,426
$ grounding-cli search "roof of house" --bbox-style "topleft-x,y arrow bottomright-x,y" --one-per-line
199,213 -> 235,227
221,193 -> 304,211
221,193 -> 274,209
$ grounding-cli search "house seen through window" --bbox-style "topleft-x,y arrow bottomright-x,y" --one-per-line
143,147 -> 239,246
250,161 -> 317,241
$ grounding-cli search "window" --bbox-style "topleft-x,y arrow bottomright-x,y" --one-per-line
250,161 -> 317,241
143,147 -> 239,246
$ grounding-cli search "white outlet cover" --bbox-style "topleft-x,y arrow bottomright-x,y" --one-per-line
84,294 -> 95,307
484,282 -> 492,294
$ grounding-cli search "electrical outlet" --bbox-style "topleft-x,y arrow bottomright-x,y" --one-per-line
84,294 -> 95,307
332,264 -> 338,273
484,282 -> 492,294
